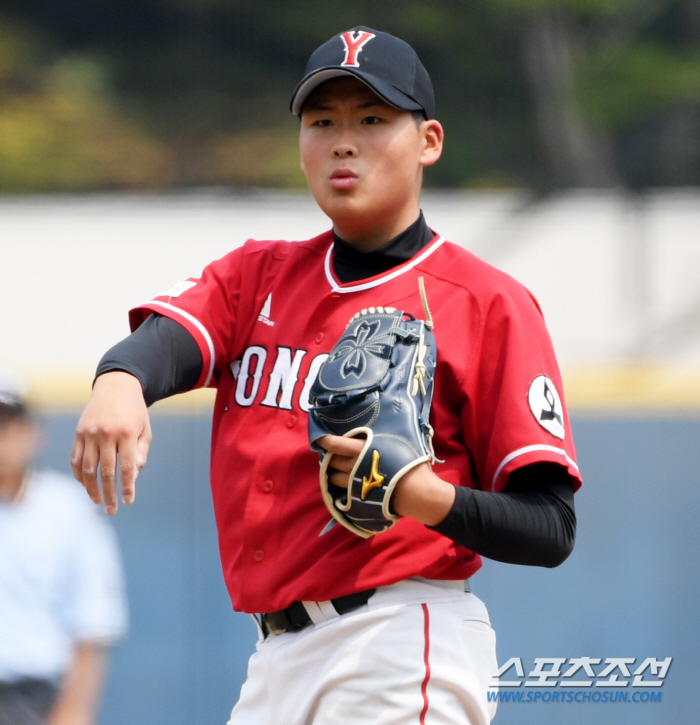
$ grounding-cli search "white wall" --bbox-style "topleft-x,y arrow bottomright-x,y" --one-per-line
3,189 -> 699,406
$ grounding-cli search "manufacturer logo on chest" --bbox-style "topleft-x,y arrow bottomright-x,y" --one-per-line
257,293 -> 274,327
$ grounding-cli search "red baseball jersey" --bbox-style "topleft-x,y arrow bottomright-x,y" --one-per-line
130,230 -> 582,613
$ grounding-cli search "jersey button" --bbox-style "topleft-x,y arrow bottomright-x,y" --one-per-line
315,332 -> 324,344
286,414 -> 297,428
262,480 -> 274,493
253,549 -> 265,562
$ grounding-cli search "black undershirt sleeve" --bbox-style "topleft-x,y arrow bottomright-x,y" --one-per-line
95,314 -> 203,407
430,462 -> 577,568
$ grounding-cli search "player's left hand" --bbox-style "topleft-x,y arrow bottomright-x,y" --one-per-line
317,434 -> 455,527
317,434 -> 363,489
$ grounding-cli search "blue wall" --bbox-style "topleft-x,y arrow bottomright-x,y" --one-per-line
38,411 -> 698,725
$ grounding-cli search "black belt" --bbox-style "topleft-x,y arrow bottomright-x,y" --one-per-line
261,588 -> 376,636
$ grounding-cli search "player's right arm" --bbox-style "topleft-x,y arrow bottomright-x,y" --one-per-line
72,243 -> 252,513
71,314 -> 203,514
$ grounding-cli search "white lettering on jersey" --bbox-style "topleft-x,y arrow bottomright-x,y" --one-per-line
231,346 -> 327,413
260,347 -> 307,410
299,354 -> 328,413
257,293 -> 274,326
235,346 -> 267,407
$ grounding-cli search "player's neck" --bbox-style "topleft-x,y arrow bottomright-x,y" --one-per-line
332,204 -> 422,252
332,212 -> 433,283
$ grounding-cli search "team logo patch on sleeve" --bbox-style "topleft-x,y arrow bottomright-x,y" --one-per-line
528,375 -> 565,440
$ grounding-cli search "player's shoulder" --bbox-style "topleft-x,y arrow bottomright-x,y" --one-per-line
428,238 -> 540,307
237,231 -> 332,265
203,232 -> 332,283
191,231 -> 332,293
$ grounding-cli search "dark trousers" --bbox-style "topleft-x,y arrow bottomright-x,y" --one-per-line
0,679 -> 58,725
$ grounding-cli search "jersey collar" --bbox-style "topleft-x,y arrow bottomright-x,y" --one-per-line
323,234 -> 446,293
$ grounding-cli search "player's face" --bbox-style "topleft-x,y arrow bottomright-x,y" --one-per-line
299,77 -> 443,250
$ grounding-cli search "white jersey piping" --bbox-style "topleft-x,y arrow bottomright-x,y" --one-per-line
492,444 -> 579,488
323,236 -> 447,293
144,300 -> 217,387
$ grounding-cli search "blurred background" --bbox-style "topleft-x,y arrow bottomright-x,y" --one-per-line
2,0 -> 700,192
2,1 -> 699,724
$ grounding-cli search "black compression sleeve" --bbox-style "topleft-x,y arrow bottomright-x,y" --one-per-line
430,462 -> 577,568
95,314 -> 203,407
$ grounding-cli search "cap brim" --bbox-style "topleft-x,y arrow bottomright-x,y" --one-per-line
290,68 -> 424,116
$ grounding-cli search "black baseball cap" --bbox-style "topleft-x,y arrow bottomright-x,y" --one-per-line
290,26 -> 435,120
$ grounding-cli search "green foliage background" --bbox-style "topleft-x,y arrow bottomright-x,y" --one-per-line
1,0 -> 699,192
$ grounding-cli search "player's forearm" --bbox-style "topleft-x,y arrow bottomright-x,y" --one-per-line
432,484 -> 576,567
95,314 -> 202,406
428,464 -> 577,568
395,462 -> 577,568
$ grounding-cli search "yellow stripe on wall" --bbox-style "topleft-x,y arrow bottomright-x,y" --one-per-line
562,367 -> 700,413
23,367 -> 700,414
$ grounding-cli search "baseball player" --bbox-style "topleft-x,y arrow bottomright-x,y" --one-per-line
71,27 -> 581,724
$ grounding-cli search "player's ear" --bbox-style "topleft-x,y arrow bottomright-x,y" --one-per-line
419,120 -> 444,168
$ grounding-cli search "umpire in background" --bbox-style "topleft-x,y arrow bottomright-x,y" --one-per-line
0,372 -> 128,725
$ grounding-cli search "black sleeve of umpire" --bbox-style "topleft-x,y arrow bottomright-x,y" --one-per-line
429,462 -> 577,568
95,314 -> 203,407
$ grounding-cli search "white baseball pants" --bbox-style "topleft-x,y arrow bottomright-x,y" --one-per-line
227,578 -> 498,725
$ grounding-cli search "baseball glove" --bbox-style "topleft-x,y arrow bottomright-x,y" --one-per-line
308,281 -> 437,538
